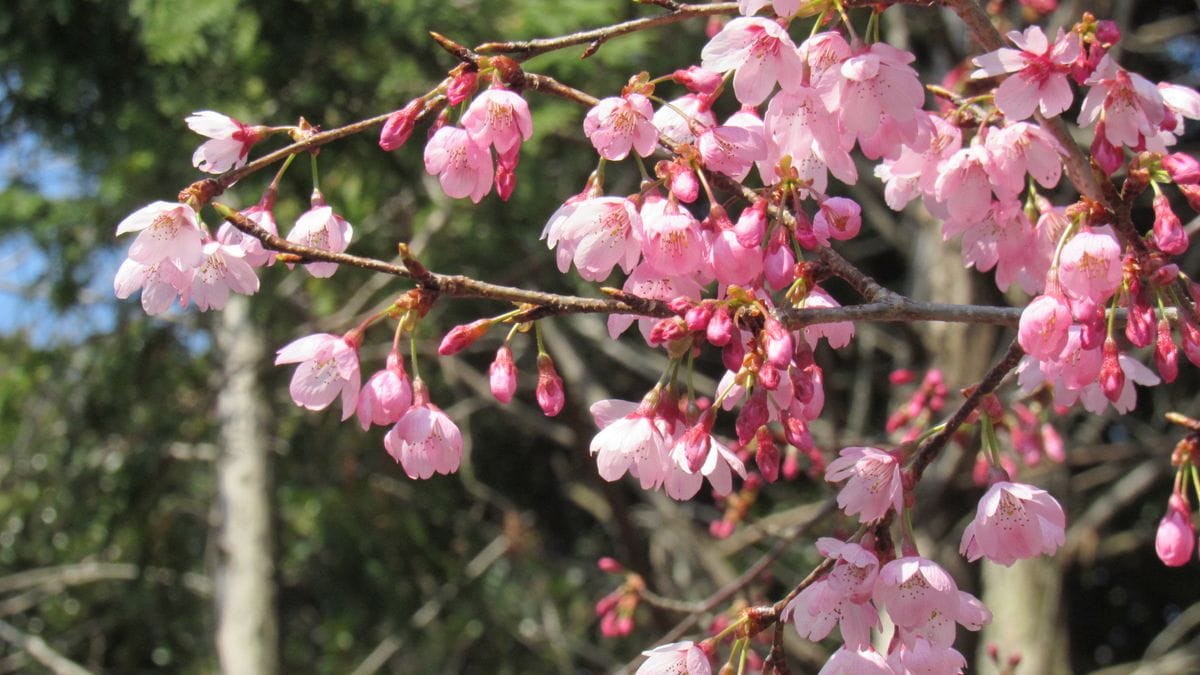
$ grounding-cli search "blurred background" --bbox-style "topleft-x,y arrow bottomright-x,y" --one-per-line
1,0 -> 1199,672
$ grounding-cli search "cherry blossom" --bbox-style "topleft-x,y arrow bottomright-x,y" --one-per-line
1155,493 -> 1195,567
665,430 -> 746,500
186,110 -> 264,174
816,42 -> 925,159
1018,293 -> 1072,360
461,87 -> 533,154
384,378 -> 462,479
817,647 -> 892,674
653,94 -> 717,145
589,395 -> 672,490
285,199 -> 354,278
959,481 -> 1066,566
1079,54 -> 1166,151
115,201 -> 205,270
970,26 -> 1081,120
274,332 -> 362,420
488,344 -> 518,404
639,194 -> 706,277
1056,227 -> 1123,304
423,125 -> 494,203
825,446 -> 904,523
635,641 -> 710,675
216,197 -> 278,267
584,94 -> 658,161
608,263 -> 704,343
701,17 -> 803,106
541,195 -> 642,282
873,556 -> 960,630
113,258 -> 190,316
183,240 -> 259,311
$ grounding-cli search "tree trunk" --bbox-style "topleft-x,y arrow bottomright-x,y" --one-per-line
214,296 -> 278,675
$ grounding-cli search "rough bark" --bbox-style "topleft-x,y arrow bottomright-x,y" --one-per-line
214,296 -> 278,675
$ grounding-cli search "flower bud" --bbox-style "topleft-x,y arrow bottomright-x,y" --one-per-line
1091,125 -> 1124,175
1163,153 -> 1200,185
762,317 -> 794,369
1153,194 -> 1188,255
758,362 -> 780,390
1099,337 -> 1124,403
722,336 -> 744,373
596,557 -> 624,574
707,306 -> 734,347
736,390 -> 769,444
1182,315 -> 1200,367
1180,183 -> 1200,212
672,65 -> 723,95
733,199 -> 767,248
489,344 -> 518,403
1156,493 -> 1195,567
755,427 -> 780,483
1124,279 -> 1155,348
681,414 -> 715,473
1155,318 -> 1179,383
1095,20 -> 1121,46
446,70 -> 478,106
379,99 -> 423,151
438,318 -> 492,355
684,305 -> 713,332
536,353 -> 565,416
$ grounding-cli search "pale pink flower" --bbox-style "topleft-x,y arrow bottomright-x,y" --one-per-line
285,199 -> 354,278
738,0 -> 804,17
635,641 -> 710,675
186,110 -> 264,174
665,431 -> 746,500
461,87 -> 533,154
423,125 -> 494,203
811,197 -> 862,245
764,86 -> 858,190
816,42 -> 925,159
783,538 -> 882,648
216,197 -> 278,267
652,94 -> 717,145
113,258 -> 189,315
1155,82 -> 1200,147
970,26 -> 1081,120
1155,493 -> 1195,567
1079,54 -> 1166,151
542,196 -> 642,282
1074,352 -> 1160,414
589,396 -> 671,490
817,647 -> 892,675
799,287 -> 855,349
356,350 -> 413,430
671,66 -> 724,96
897,588 -> 990,650
701,17 -> 803,106
115,201 -> 205,269
886,638 -> 967,674
934,145 -> 993,226
709,228 -> 764,287
1057,228 -> 1123,304
384,379 -> 462,479
1018,294 -> 1072,359
873,556 -> 960,630
183,240 -> 259,311
275,332 -> 361,420
960,481 -> 1066,566
985,122 -> 1067,199
874,113 -> 961,211
697,110 -> 767,181
825,446 -> 903,522
608,263 -> 704,343
639,194 -> 705,277
799,31 -> 852,82
584,94 -> 658,161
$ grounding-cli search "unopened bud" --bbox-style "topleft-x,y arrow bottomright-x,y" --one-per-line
707,305 -> 735,347
1099,337 -> 1125,403
1155,318 -> 1179,383
672,66 -> 723,95
597,557 -> 624,574
755,427 -> 780,483
438,318 -> 492,355
488,344 -> 518,403
446,70 -> 479,106
1153,194 -> 1188,255
536,353 -> 565,417
379,99 -> 423,151
1163,153 -> 1200,185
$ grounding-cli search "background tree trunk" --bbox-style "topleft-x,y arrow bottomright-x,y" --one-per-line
214,296 -> 279,675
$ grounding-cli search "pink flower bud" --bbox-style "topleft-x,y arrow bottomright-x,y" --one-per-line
1099,337 -> 1125,403
709,519 -> 735,539
663,161 -> 700,203
536,354 -> 565,416
789,365 -> 815,404
446,70 -> 478,106
736,390 -> 769,444
1153,194 -> 1188,255
758,362 -> 780,390
356,351 -> 414,430
685,305 -> 713,332
681,413 -> 715,473
1124,279 -> 1155,348
1095,20 -> 1121,47
597,557 -> 624,574
438,318 -> 492,355
763,227 -> 796,291
1018,294 -> 1072,359
722,337 -> 744,372
379,99 -> 423,151
1181,183 -> 1200,212
782,415 -> 812,450
672,65 -> 723,95
1019,0 -> 1057,14
489,344 -> 518,404
762,317 -> 793,369
755,427 -> 780,483
890,369 -> 916,385
667,296 -> 694,315
814,197 -> 862,243
782,448 -> 801,480
733,200 -> 767,248
1163,153 -> 1200,185
1091,125 -> 1124,175
1156,493 -> 1195,567
1182,315 -> 1200,367
650,317 -> 688,345
707,306 -> 734,347
1156,318 -> 1179,383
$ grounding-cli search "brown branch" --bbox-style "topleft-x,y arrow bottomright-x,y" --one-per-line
474,2 -> 740,60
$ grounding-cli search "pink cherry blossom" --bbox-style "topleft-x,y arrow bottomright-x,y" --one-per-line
589,396 -> 671,490
738,0 -> 804,17
959,481 -> 1066,566
182,240 -> 259,311
274,332 -> 362,420
541,195 -> 642,282
875,113 -> 962,211
985,122 -> 1067,198
701,17 -> 803,106
652,94 -> 717,145
608,263 -> 704,343
665,430 -> 746,500
710,227 -> 764,287
584,94 -> 658,161
873,556 -> 960,629
799,287 -> 855,349
1056,228 -> 1123,304
817,42 -> 925,160
461,87 -> 533,154
384,379 -> 462,479
811,197 -> 862,245
356,350 -> 413,430
886,638 -> 967,674
186,110 -> 263,174
216,197 -> 278,267
1155,493 -> 1195,567
825,446 -> 903,522
635,641 -> 710,675
784,538 -> 882,648
116,201 -> 205,269
285,200 -> 354,278
1018,293 -> 1072,359
423,125 -> 494,203
897,588 -> 990,649
1155,82 -> 1200,148
113,258 -> 189,315
934,145 -> 994,226
1079,54 -> 1166,151
817,647 -> 892,675
640,194 -> 705,277
970,26 -> 1081,120
697,110 -> 767,181
764,86 -> 858,191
